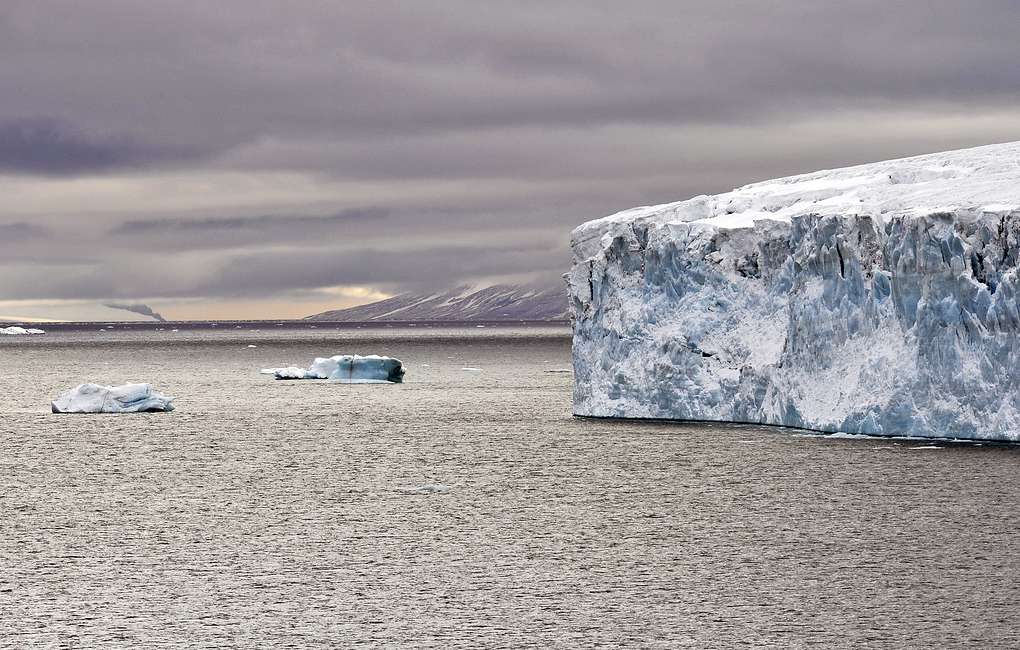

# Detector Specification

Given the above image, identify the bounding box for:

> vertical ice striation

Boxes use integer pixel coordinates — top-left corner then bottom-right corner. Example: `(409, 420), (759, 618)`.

(569, 141), (1020, 441)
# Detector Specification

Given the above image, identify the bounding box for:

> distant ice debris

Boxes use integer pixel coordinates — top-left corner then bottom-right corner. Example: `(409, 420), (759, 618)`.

(544, 368), (573, 373)
(461, 367), (482, 372)
(1, 326), (45, 335)
(397, 483), (451, 494)
(261, 354), (405, 383)
(51, 383), (175, 413)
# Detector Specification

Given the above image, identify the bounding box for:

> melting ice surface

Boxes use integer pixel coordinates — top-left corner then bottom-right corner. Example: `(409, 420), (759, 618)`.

(261, 355), (405, 383)
(569, 141), (1020, 441)
(51, 383), (175, 413)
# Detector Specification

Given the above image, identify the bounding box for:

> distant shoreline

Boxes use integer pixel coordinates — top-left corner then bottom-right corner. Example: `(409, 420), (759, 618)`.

(0, 319), (571, 332)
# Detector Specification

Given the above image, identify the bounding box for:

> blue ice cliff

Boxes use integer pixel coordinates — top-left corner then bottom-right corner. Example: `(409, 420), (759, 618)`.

(569, 141), (1020, 441)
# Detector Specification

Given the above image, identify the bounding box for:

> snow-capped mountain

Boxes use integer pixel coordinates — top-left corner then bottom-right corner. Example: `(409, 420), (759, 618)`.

(306, 284), (567, 321)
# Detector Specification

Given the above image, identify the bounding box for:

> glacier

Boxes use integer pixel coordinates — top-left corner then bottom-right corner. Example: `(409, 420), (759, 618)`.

(568, 141), (1020, 441)
(51, 383), (175, 413)
(261, 354), (405, 383)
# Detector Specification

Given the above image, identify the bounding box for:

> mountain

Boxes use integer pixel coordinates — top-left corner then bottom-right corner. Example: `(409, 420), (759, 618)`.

(306, 284), (567, 321)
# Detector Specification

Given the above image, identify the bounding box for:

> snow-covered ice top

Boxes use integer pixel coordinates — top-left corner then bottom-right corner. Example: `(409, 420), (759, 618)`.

(51, 383), (175, 413)
(1, 326), (45, 335)
(573, 141), (1020, 257)
(261, 354), (405, 383)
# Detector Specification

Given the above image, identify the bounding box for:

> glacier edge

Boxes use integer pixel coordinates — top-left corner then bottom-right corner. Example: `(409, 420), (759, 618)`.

(569, 142), (1020, 441)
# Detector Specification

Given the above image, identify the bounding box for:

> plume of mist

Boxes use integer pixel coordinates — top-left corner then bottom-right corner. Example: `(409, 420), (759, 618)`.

(103, 302), (166, 321)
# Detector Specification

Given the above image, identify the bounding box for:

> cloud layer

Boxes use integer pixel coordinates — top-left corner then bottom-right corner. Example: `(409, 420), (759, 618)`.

(2, 0), (1020, 318)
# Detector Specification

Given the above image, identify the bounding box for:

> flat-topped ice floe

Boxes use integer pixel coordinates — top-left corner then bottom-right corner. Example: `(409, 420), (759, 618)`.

(1, 326), (45, 335)
(261, 354), (405, 383)
(569, 141), (1020, 441)
(51, 383), (175, 413)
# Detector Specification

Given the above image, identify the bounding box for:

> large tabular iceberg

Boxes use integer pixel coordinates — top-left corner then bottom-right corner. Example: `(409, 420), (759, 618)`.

(51, 383), (175, 413)
(569, 141), (1020, 441)
(261, 354), (405, 383)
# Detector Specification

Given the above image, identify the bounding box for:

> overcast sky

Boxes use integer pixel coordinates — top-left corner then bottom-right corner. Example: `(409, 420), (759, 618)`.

(2, 0), (1019, 320)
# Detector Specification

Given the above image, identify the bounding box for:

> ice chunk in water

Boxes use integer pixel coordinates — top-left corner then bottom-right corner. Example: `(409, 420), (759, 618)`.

(262, 354), (405, 383)
(51, 383), (175, 413)
(0, 326), (45, 335)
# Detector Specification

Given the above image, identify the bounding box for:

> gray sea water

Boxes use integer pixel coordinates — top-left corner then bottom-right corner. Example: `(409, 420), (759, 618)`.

(2, 324), (1019, 648)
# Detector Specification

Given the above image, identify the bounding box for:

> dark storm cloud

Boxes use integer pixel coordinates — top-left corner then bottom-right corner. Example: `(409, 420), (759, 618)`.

(2, 0), (1020, 311)
(116, 208), (386, 234)
(0, 118), (194, 175)
(0, 222), (47, 241)
(3, 0), (1019, 159)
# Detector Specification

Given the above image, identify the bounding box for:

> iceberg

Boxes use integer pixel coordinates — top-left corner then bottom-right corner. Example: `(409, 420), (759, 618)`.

(569, 141), (1020, 441)
(1, 326), (45, 335)
(261, 354), (405, 383)
(51, 383), (175, 413)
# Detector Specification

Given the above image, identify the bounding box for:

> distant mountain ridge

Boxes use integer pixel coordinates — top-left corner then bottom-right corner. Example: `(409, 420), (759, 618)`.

(306, 284), (568, 321)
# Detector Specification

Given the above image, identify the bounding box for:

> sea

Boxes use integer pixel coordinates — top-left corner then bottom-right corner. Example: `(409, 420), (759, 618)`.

(1, 322), (1019, 648)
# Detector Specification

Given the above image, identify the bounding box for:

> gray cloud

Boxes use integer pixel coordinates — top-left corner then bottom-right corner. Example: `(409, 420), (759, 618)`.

(4, 1), (1020, 160)
(1, 0), (1019, 316)
(0, 117), (194, 175)
(0, 221), (47, 241)
(201, 242), (568, 298)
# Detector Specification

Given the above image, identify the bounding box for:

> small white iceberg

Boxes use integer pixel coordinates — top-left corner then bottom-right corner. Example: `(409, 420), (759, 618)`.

(397, 483), (451, 494)
(261, 354), (405, 383)
(1, 326), (45, 336)
(51, 383), (175, 413)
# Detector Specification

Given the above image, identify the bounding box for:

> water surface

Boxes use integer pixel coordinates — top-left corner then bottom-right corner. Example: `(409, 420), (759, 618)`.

(1, 325), (1018, 647)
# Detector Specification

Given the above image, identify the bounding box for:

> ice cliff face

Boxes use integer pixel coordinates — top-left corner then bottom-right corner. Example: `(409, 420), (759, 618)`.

(569, 141), (1020, 441)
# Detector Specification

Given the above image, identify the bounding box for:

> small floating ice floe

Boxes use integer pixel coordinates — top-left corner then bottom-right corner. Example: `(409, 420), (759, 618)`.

(1, 326), (45, 336)
(247, 345), (257, 348)
(51, 383), (175, 413)
(261, 354), (405, 383)
(397, 483), (451, 495)
(461, 367), (482, 372)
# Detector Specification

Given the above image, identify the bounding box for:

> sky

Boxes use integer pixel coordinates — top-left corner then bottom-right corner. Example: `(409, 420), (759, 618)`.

(2, 0), (1020, 321)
